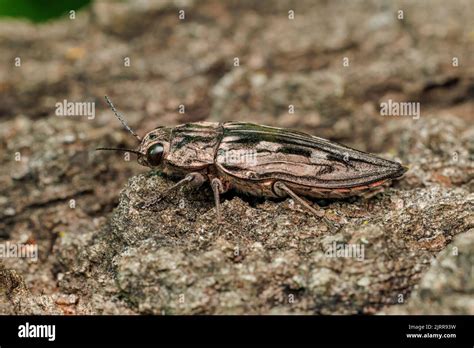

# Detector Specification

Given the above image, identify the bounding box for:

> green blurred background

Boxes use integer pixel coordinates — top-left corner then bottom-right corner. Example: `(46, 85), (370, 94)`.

(0, 0), (91, 22)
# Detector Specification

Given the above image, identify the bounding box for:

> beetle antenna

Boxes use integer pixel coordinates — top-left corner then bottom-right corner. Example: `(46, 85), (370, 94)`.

(104, 96), (142, 142)
(96, 147), (145, 156)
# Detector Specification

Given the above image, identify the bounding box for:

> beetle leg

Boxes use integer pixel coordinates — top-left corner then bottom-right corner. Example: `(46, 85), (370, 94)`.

(211, 178), (225, 224)
(273, 181), (334, 228)
(274, 181), (323, 216)
(140, 172), (206, 210)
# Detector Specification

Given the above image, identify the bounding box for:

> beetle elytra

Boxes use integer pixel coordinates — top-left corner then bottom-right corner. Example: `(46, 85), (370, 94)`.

(97, 96), (407, 224)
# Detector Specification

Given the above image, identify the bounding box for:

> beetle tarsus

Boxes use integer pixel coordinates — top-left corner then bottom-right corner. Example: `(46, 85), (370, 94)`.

(273, 181), (334, 229)
(211, 178), (225, 224)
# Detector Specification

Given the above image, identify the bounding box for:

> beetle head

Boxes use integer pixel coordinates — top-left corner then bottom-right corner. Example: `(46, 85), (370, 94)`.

(136, 127), (172, 168)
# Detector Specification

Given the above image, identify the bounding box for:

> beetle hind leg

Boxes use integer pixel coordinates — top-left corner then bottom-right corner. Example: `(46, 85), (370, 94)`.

(273, 181), (334, 229)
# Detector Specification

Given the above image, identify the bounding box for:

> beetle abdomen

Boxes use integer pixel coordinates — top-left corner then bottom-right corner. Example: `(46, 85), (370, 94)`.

(216, 122), (405, 191)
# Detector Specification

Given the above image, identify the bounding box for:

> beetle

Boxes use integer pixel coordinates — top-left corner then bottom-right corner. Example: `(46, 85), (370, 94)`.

(97, 96), (407, 224)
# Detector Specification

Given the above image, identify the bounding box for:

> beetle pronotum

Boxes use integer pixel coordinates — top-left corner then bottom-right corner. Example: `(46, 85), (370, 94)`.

(97, 96), (407, 224)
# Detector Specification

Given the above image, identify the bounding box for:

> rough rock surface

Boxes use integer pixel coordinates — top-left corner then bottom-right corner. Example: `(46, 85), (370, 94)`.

(0, 0), (473, 314)
(385, 229), (474, 315)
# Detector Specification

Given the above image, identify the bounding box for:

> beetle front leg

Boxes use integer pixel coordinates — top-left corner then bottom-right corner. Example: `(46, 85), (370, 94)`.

(139, 172), (206, 210)
(273, 181), (334, 229)
(211, 178), (225, 224)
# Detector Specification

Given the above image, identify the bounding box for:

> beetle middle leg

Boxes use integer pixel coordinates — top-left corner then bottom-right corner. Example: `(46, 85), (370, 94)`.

(273, 181), (334, 228)
(139, 172), (206, 210)
(211, 178), (226, 224)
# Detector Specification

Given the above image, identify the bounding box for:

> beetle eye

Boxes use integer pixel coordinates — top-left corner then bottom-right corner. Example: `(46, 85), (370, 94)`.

(146, 143), (164, 166)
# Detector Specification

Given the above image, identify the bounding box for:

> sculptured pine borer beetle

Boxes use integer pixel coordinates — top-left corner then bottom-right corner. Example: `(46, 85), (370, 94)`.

(97, 96), (407, 225)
